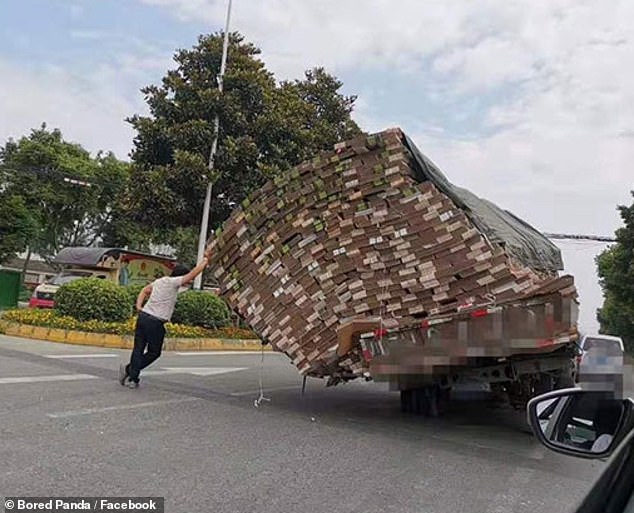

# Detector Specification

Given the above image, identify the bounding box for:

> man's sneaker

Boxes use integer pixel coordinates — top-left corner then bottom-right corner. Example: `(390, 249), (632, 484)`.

(118, 363), (128, 386)
(125, 378), (139, 389)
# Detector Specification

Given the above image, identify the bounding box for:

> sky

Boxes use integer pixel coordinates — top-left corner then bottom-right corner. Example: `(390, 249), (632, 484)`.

(1, 0), (632, 333)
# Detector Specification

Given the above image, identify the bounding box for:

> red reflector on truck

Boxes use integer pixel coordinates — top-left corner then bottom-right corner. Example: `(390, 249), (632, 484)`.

(471, 309), (489, 318)
(374, 328), (388, 338)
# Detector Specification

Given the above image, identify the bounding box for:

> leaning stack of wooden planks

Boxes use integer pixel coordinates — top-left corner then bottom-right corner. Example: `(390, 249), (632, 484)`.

(207, 128), (576, 378)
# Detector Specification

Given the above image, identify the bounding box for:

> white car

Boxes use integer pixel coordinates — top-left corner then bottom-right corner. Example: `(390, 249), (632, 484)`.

(578, 334), (624, 367)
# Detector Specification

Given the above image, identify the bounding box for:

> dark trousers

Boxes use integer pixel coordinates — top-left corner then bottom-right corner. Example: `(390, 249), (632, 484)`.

(127, 312), (166, 383)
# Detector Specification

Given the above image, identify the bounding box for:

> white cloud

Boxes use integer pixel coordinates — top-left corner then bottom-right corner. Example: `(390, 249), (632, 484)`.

(2, 0), (632, 332)
(0, 29), (172, 160)
(0, 59), (142, 159)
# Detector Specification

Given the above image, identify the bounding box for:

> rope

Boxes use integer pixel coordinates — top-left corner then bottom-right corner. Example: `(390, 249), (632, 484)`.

(254, 343), (271, 408)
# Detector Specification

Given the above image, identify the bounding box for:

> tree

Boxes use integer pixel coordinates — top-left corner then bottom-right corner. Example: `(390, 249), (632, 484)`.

(0, 124), (130, 262)
(126, 32), (362, 242)
(0, 193), (37, 263)
(597, 191), (634, 354)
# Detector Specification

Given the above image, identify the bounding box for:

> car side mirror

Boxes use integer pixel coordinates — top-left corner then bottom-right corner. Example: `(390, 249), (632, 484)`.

(527, 388), (632, 459)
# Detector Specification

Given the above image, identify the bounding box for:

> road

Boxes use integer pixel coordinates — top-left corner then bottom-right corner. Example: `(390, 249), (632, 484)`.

(0, 334), (605, 513)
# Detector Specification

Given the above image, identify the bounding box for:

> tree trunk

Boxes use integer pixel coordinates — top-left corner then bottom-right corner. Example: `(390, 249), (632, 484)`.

(21, 247), (32, 275)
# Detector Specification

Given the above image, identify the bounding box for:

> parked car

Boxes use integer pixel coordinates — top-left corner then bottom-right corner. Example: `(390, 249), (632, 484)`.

(527, 387), (634, 513)
(28, 270), (105, 309)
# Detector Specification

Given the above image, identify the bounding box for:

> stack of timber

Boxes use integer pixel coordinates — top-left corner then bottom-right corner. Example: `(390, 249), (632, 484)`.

(207, 128), (576, 380)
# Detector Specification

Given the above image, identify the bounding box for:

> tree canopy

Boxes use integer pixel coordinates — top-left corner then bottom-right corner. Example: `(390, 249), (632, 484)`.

(1, 32), (362, 268)
(125, 32), (362, 247)
(0, 124), (130, 263)
(0, 193), (37, 264)
(597, 191), (634, 354)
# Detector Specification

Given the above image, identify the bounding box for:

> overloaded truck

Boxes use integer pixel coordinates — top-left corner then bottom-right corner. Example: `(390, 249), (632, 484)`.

(207, 127), (580, 415)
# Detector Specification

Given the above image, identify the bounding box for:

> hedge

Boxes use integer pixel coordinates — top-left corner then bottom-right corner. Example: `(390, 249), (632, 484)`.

(56, 279), (232, 331)
(172, 290), (230, 328)
(55, 278), (131, 322)
(124, 284), (145, 308)
(1, 309), (259, 339)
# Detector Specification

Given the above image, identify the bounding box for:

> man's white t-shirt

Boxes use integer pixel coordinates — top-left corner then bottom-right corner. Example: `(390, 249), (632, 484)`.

(142, 276), (185, 321)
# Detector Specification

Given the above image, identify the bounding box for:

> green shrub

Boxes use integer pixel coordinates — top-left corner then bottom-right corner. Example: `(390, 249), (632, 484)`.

(19, 284), (32, 303)
(172, 290), (230, 328)
(55, 278), (131, 322)
(1, 308), (259, 339)
(124, 284), (145, 307)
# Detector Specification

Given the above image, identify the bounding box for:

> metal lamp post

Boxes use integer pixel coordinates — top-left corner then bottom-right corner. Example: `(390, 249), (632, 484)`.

(194, 0), (233, 290)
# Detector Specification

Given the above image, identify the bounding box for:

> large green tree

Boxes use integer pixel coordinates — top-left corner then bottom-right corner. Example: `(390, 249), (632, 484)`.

(0, 193), (37, 264)
(597, 191), (634, 354)
(125, 32), (361, 247)
(0, 125), (130, 262)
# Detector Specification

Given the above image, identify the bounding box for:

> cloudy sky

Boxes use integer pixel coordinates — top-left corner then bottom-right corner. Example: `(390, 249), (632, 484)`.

(1, 0), (631, 332)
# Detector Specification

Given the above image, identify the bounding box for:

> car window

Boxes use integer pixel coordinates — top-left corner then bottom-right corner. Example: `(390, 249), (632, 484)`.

(583, 338), (623, 355)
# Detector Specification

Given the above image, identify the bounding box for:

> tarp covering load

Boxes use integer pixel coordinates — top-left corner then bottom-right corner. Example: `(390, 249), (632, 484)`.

(207, 128), (576, 379)
(402, 135), (563, 273)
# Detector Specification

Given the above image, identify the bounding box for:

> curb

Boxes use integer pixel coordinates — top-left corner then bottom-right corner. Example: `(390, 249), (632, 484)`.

(0, 320), (270, 352)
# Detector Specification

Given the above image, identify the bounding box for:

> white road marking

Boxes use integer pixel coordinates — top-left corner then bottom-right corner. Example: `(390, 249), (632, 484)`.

(47, 398), (200, 418)
(143, 366), (248, 377)
(230, 385), (300, 396)
(0, 374), (99, 385)
(174, 351), (282, 356)
(44, 354), (119, 359)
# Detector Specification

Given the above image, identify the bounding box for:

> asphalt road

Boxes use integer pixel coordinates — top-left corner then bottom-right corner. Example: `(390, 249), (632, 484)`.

(0, 334), (606, 513)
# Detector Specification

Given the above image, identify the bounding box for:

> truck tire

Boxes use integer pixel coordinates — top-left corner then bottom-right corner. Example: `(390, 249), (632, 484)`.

(401, 387), (440, 417)
(533, 374), (554, 396)
(554, 368), (575, 389)
(400, 389), (414, 413)
(414, 389), (431, 416)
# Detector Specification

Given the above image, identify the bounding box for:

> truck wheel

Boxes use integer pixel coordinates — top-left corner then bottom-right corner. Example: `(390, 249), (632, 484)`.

(425, 387), (440, 418)
(413, 388), (431, 416)
(401, 387), (442, 417)
(533, 374), (554, 396)
(400, 389), (414, 413)
(401, 389), (430, 415)
(554, 370), (575, 389)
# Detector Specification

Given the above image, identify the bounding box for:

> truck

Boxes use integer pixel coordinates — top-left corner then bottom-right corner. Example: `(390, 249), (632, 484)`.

(327, 276), (580, 416)
(207, 127), (581, 416)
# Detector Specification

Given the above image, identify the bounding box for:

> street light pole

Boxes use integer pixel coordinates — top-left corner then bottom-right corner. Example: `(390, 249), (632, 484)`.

(194, 0), (233, 290)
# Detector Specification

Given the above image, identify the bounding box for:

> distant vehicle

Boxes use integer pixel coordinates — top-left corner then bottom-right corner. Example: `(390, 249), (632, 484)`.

(28, 247), (176, 309)
(28, 270), (109, 309)
(527, 387), (634, 513)
(575, 334), (625, 382)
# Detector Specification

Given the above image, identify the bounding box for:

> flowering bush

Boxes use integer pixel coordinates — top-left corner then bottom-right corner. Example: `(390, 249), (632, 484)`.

(1, 309), (259, 339)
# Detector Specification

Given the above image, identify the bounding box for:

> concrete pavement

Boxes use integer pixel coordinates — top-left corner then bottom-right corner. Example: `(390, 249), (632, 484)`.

(0, 334), (605, 513)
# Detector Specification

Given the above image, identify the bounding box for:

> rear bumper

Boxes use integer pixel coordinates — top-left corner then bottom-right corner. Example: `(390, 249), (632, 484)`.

(29, 298), (55, 309)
